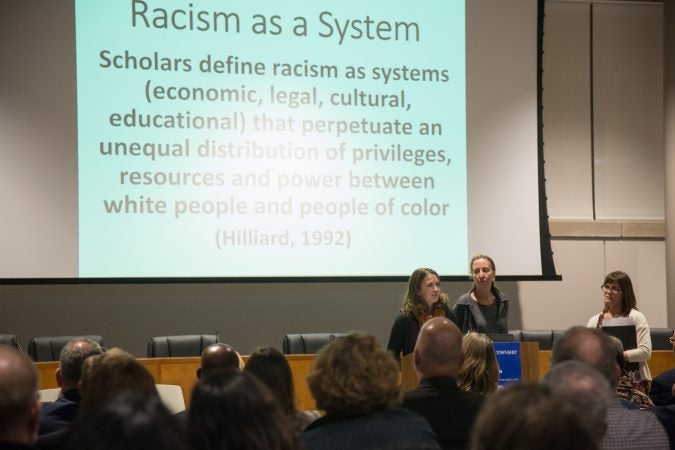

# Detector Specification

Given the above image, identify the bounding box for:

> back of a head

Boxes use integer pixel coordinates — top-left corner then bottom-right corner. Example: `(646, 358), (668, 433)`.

(244, 346), (296, 415)
(542, 360), (610, 439)
(415, 317), (463, 377)
(59, 338), (103, 386)
(200, 343), (241, 377)
(551, 326), (618, 387)
(188, 369), (297, 450)
(471, 383), (599, 450)
(80, 348), (158, 415)
(0, 347), (39, 441)
(459, 332), (499, 395)
(63, 391), (188, 450)
(307, 332), (400, 416)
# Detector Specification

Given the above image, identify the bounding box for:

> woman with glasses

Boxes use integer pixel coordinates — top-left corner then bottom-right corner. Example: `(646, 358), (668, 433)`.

(587, 271), (653, 391)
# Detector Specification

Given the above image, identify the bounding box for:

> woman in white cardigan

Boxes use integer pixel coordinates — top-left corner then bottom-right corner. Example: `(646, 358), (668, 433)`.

(587, 270), (652, 391)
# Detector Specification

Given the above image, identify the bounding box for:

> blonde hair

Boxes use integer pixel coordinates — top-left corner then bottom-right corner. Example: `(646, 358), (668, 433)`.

(459, 333), (499, 395)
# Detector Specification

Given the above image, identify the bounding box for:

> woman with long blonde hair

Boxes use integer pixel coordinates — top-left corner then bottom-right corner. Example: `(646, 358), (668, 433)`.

(459, 332), (499, 396)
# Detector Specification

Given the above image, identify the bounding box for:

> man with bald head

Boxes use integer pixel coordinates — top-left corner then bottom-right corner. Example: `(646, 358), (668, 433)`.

(401, 317), (484, 450)
(174, 343), (241, 421)
(0, 346), (40, 448)
(196, 343), (241, 379)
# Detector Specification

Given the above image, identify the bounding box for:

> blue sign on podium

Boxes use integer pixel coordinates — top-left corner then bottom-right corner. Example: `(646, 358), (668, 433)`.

(493, 342), (522, 386)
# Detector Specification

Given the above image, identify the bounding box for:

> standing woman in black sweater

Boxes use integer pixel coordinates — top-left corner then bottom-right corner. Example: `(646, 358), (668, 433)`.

(387, 267), (458, 361)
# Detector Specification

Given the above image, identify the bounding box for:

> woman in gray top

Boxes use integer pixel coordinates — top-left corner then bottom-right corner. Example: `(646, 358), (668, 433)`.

(453, 255), (508, 334)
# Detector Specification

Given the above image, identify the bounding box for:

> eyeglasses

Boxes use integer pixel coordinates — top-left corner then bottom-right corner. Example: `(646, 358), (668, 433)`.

(601, 284), (622, 293)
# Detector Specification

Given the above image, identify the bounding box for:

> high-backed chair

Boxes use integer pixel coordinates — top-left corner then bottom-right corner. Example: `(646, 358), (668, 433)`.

(146, 334), (218, 358)
(0, 334), (21, 351)
(27, 335), (104, 362)
(520, 330), (555, 350)
(282, 333), (346, 354)
(650, 328), (675, 350)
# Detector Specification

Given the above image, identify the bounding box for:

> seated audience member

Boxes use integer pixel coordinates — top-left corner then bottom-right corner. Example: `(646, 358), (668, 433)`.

(188, 369), (299, 450)
(304, 332), (441, 450)
(174, 342), (242, 422)
(197, 343), (242, 379)
(401, 317), (484, 450)
(38, 338), (102, 435)
(541, 360), (610, 441)
(78, 348), (159, 414)
(649, 330), (675, 407)
(471, 384), (599, 450)
(0, 347), (41, 449)
(244, 346), (320, 434)
(458, 332), (499, 396)
(61, 392), (189, 450)
(551, 326), (668, 450)
(607, 335), (654, 407)
(38, 348), (160, 449)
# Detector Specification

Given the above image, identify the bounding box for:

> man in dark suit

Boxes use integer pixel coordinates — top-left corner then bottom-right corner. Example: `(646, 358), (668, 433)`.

(401, 317), (484, 450)
(38, 338), (102, 435)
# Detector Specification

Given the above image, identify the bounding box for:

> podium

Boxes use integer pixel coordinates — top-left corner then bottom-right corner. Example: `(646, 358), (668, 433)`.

(398, 342), (540, 391)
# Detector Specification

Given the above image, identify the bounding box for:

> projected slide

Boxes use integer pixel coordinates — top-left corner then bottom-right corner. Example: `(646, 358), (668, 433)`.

(75, 0), (467, 277)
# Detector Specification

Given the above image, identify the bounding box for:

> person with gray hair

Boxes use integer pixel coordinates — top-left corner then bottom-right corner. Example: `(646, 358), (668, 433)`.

(0, 346), (41, 448)
(38, 338), (103, 435)
(541, 360), (610, 444)
(551, 326), (668, 450)
(471, 383), (599, 450)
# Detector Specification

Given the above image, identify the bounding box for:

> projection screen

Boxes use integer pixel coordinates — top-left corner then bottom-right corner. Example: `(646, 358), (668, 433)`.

(0, 0), (557, 281)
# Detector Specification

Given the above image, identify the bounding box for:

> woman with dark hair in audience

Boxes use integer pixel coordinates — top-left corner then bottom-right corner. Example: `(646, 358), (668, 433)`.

(387, 268), (458, 361)
(587, 270), (652, 391)
(458, 332), (500, 396)
(244, 346), (320, 434)
(454, 254), (509, 334)
(62, 392), (189, 450)
(188, 369), (299, 450)
(304, 332), (440, 450)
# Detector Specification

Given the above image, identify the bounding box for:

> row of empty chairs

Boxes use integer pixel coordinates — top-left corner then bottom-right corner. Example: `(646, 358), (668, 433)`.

(2, 329), (672, 361)
(0, 333), (344, 361)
